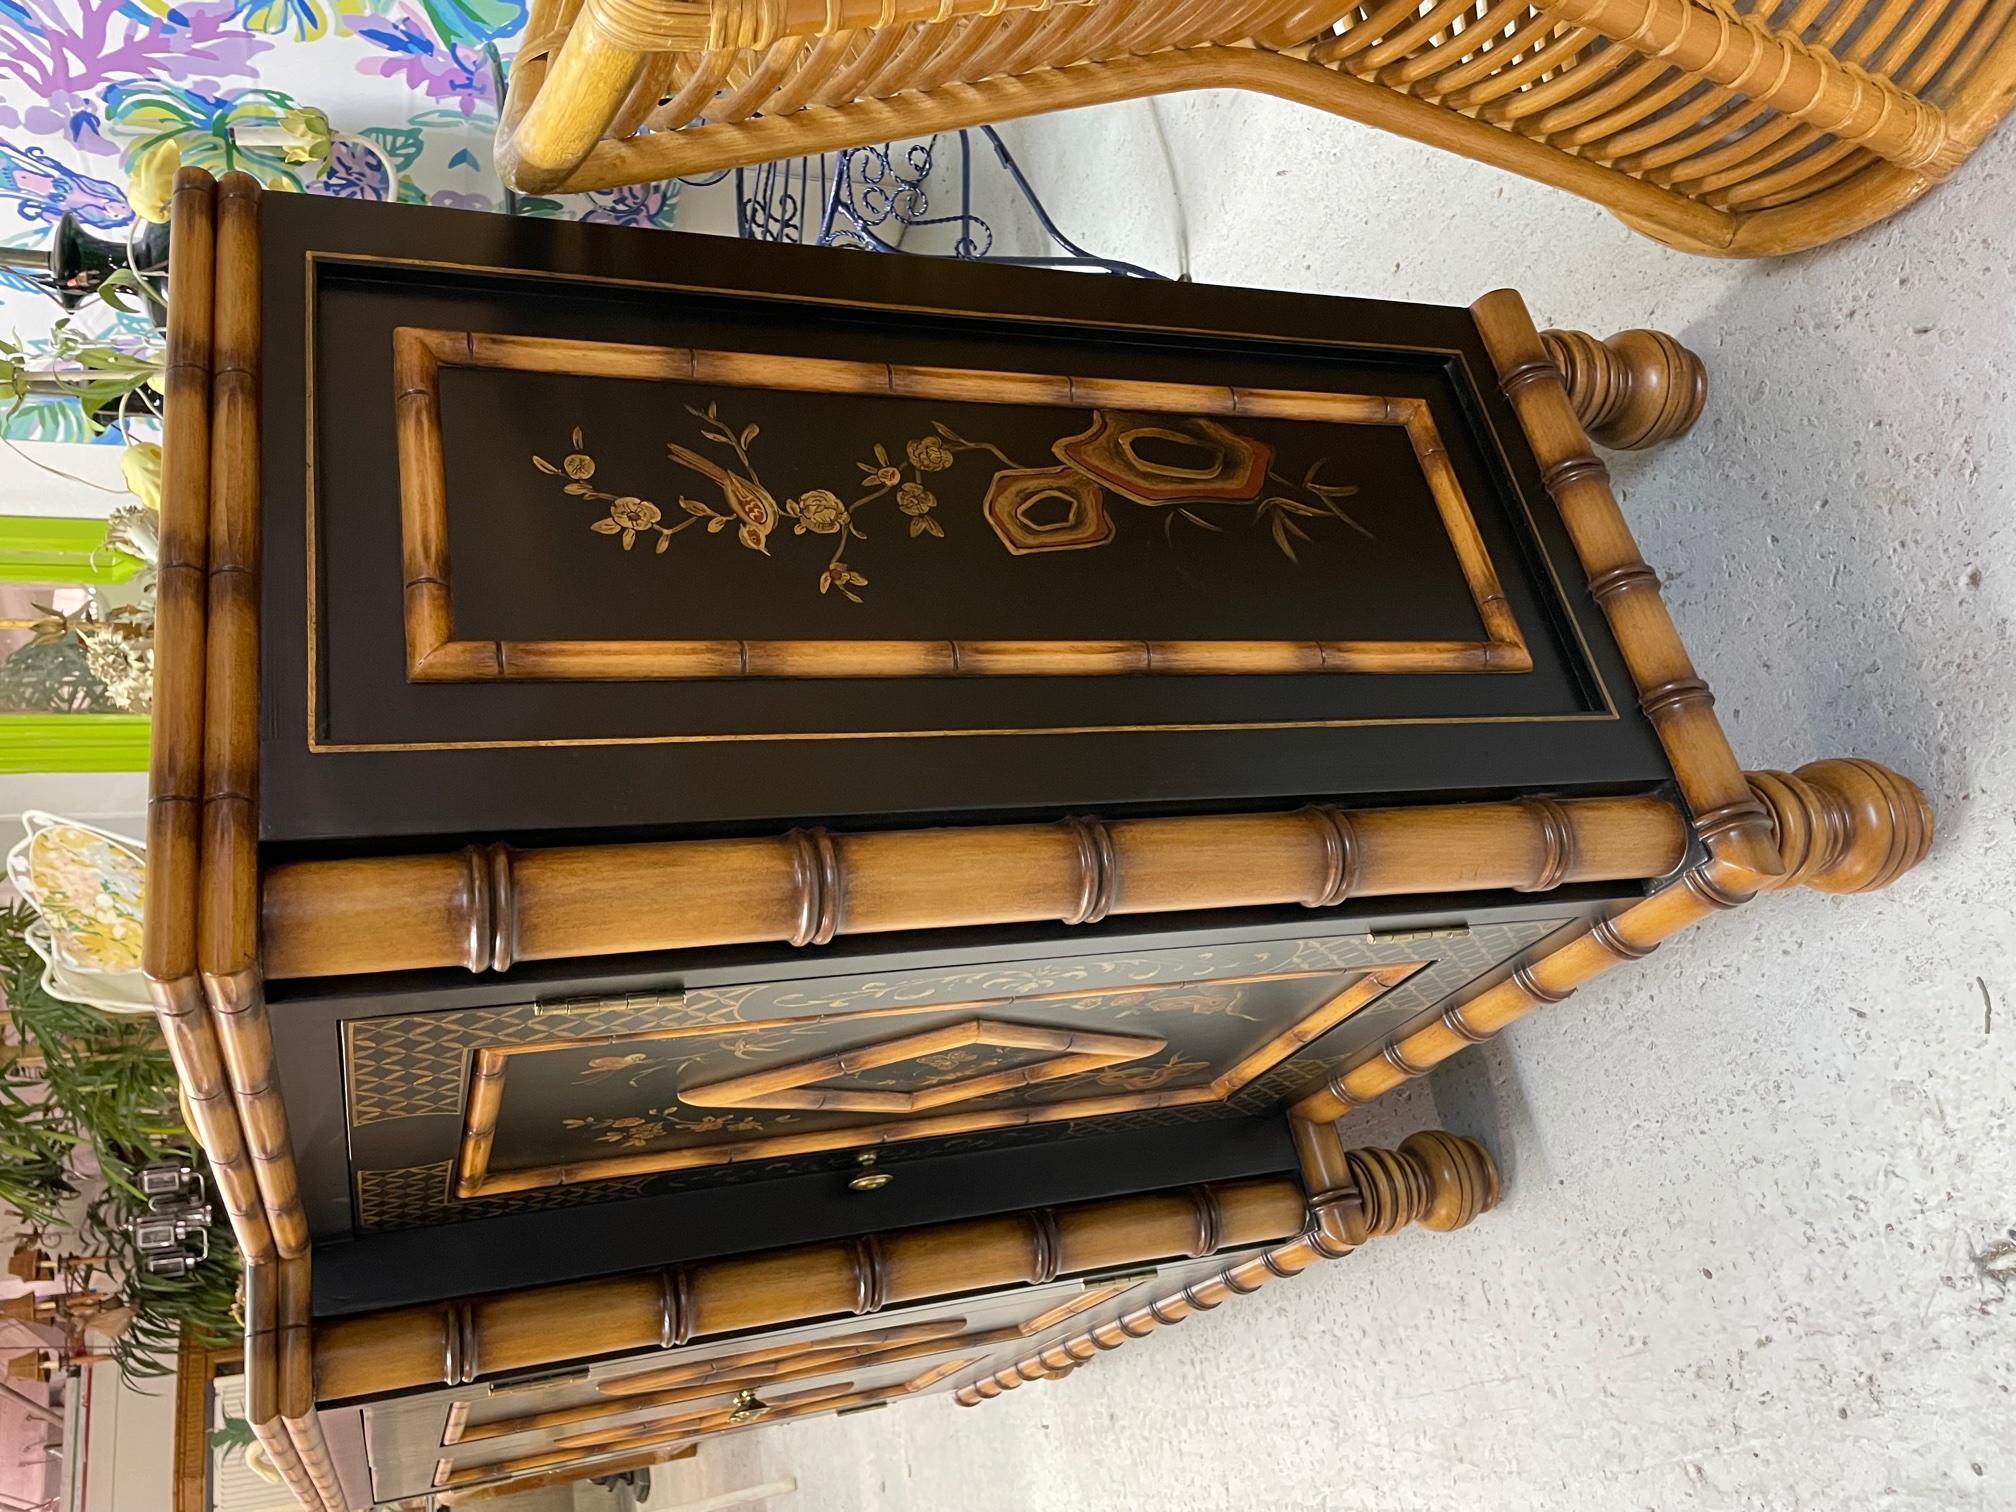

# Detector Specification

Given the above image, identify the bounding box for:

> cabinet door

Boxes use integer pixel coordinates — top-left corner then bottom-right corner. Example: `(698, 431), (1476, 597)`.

(261, 193), (1671, 845)
(332, 919), (1565, 1237)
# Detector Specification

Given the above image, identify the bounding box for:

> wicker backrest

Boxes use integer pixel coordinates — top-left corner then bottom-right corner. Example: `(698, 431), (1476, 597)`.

(497, 0), (2016, 253)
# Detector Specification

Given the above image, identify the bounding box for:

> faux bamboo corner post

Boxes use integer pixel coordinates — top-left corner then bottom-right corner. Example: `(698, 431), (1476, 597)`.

(1474, 290), (1785, 891)
(493, 0), (2016, 255)
(1288, 757), (1934, 1127)
(143, 167), (350, 1512)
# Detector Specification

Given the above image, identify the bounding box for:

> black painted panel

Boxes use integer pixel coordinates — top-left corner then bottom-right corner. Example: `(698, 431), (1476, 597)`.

(258, 193), (1674, 847)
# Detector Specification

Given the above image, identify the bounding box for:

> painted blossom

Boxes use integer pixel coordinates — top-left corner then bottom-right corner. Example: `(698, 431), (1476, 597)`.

(577, 180), (679, 229)
(349, 9), (494, 115)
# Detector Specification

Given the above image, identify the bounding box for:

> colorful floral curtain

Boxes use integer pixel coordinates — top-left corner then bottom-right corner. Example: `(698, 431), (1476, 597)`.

(0, 1), (673, 763)
(0, 0), (675, 431)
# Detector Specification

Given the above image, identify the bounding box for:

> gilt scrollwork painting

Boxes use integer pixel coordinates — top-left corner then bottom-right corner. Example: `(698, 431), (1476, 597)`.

(533, 402), (1369, 603)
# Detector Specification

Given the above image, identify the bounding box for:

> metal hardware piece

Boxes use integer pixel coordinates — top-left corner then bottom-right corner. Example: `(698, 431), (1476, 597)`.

(531, 990), (686, 1018)
(1076, 1266), (1158, 1289)
(486, 1366), (595, 1396)
(848, 1152), (893, 1192)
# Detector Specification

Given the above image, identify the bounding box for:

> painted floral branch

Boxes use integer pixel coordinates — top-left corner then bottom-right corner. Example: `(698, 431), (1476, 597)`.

(791, 426), (970, 602)
(534, 406), (1378, 601)
(535, 409), (957, 604)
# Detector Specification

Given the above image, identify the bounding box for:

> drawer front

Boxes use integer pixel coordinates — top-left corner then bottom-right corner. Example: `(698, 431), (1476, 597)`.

(325, 919), (1568, 1239)
(260, 194), (1671, 846)
(374, 1270), (1190, 1500)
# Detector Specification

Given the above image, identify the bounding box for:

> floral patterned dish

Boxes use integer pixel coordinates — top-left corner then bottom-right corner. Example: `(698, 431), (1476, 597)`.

(6, 812), (146, 974)
(20, 917), (155, 1016)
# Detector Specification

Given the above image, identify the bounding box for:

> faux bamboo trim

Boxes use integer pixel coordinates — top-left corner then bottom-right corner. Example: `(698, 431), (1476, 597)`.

(145, 165), (291, 1279)
(245, 1260), (342, 1512)
(680, 1021), (1170, 1112)
(392, 327), (1530, 683)
(455, 1318), (1006, 1444)
(263, 794), (1687, 980)
(1288, 758), (1932, 1125)
(278, 1254), (348, 1511)
(313, 1176), (1306, 1401)
(149, 169), (333, 1512)
(1472, 289), (1784, 889)
(954, 1128), (1500, 1403)
(197, 166), (313, 1291)
(439, 1368), (951, 1489)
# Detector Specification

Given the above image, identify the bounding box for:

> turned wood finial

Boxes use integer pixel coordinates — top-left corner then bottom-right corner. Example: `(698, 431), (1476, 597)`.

(1400, 1129), (1501, 1232)
(1298, 1124), (1500, 1249)
(1746, 758), (1933, 894)
(1540, 327), (1706, 449)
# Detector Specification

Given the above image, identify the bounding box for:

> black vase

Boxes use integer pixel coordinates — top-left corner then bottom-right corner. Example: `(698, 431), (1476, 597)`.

(0, 212), (172, 325)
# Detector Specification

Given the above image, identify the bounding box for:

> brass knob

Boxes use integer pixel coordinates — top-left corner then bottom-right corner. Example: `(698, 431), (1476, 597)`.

(726, 1387), (769, 1424)
(848, 1152), (892, 1192)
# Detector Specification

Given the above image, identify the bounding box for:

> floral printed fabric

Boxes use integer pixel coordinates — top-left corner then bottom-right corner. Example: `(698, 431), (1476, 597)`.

(20, 820), (145, 972)
(0, 0), (677, 431)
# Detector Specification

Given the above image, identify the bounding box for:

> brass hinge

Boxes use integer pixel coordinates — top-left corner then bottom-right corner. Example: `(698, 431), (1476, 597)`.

(835, 1400), (890, 1418)
(1365, 925), (1471, 944)
(1077, 1266), (1158, 1290)
(531, 990), (685, 1018)
(486, 1366), (592, 1395)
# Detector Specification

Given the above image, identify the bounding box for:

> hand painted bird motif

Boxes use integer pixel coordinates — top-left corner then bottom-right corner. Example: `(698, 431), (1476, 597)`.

(666, 441), (777, 554)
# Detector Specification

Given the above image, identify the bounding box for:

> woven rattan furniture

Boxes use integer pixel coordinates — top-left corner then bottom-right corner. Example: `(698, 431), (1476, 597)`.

(496, 0), (2016, 255)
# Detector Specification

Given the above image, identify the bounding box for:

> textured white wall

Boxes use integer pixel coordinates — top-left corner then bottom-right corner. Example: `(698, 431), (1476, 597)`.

(677, 101), (2016, 1512)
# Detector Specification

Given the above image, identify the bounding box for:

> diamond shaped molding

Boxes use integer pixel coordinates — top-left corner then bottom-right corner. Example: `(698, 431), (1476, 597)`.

(679, 1019), (1167, 1115)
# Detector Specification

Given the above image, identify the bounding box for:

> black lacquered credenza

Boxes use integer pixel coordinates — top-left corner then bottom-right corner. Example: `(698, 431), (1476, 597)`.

(142, 170), (1930, 1509)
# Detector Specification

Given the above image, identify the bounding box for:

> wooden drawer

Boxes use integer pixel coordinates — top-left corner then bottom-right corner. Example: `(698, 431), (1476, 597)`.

(371, 1262), (1238, 1500)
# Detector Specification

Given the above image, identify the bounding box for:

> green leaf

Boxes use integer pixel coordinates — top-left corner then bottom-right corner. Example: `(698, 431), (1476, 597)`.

(360, 126), (425, 172)
(418, 0), (524, 46)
